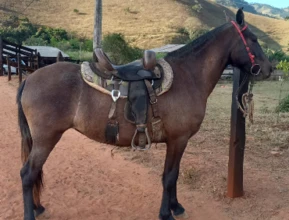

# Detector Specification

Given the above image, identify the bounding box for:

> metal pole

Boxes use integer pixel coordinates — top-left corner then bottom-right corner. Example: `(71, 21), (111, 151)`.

(227, 68), (249, 198)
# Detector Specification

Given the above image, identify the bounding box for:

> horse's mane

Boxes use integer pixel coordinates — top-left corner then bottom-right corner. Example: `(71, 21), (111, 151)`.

(166, 23), (232, 59)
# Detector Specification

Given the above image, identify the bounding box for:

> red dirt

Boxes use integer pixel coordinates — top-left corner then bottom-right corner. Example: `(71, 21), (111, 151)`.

(0, 76), (288, 220)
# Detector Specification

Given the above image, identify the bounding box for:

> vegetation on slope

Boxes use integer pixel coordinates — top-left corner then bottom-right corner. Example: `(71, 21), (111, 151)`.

(0, 0), (289, 51)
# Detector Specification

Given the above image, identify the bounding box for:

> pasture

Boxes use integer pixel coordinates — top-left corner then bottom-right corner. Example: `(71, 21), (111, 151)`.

(0, 76), (288, 220)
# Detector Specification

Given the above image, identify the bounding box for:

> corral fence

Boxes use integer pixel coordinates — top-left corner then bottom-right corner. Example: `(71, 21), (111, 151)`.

(0, 37), (41, 82)
(220, 66), (284, 81)
(0, 38), (83, 83)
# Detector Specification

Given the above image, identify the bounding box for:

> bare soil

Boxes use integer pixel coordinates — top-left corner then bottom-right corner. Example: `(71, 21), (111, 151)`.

(0, 76), (288, 220)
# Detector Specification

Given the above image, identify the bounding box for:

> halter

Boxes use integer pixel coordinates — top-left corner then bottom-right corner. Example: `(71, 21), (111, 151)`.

(231, 21), (260, 76)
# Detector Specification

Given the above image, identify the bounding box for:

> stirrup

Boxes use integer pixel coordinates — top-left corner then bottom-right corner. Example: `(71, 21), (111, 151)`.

(131, 128), (151, 151)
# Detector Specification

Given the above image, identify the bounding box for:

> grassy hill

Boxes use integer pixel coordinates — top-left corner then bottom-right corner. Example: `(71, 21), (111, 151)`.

(0, 0), (288, 51)
(251, 4), (289, 19)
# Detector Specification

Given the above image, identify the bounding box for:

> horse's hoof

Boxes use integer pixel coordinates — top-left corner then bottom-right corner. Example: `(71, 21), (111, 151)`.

(172, 203), (185, 216)
(34, 205), (45, 217)
(159, 215), (176, 220)
(174, 211), (189, 219)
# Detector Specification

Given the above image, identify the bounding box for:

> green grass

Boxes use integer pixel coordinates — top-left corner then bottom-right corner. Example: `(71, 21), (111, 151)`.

(66, 50), (93, 61)
(202, 81), (289, 150)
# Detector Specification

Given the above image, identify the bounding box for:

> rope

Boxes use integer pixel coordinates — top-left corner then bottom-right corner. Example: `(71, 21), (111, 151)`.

(237, 92), (254, 124)
(236, 76), (255, 124)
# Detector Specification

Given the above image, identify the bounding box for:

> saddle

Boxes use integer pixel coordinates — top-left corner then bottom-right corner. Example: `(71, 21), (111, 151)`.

(90, 48), (164, 150)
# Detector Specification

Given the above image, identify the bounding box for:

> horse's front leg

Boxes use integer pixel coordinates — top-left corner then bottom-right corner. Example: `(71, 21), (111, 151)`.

(170, 184), (186, 217)
(159, 137), (188, 220)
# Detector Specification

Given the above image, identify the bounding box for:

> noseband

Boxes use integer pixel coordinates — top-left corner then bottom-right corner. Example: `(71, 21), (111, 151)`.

(231, 21), (260, 76)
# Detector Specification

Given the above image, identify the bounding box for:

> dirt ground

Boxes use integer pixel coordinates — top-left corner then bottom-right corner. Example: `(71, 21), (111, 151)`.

(0, 76), (288, 220)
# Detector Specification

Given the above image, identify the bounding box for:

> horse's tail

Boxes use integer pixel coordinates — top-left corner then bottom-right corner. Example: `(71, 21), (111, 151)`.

(17, 80), (43, 206)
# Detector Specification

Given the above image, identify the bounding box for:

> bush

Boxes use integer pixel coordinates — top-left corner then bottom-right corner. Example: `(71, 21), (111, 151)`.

(276, 60), (289, 113)
(189, 29), (210, 40)
(265, 49), (289, 62)
(82, 39), (93, 52)
(102, 33), (143, 64)
(276, 95), (289, 112)
(171, 27), (210, 44)
(1, 15), (94, 56)
(23, 36), (48, 46)
(191, 4), (202, 13)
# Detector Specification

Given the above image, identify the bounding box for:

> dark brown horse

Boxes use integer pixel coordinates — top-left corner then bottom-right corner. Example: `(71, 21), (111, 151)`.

(18, 9), (272, 220)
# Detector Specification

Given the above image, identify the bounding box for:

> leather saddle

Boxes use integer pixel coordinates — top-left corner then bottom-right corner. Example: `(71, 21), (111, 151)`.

(93, 48), (160, 81)
(92, 48), (162, 150)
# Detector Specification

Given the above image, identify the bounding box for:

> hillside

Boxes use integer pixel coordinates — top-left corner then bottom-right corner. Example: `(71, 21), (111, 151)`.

(0, 0), (289, 51)
(213, 0), (257, 14)
(251, 4), (289, 19)
(213, 0), (289, 19)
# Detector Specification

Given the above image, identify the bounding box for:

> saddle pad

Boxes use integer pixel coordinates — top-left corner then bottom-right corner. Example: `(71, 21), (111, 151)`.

(81, 58), (173, 98)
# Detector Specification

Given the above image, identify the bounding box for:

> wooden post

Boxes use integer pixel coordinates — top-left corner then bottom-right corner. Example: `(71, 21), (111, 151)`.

(57, 51), (64, 62)
(0, 37), (3, 76)
(18, 54), (22, 84)
(36, 52), (41, 69)
(227, 68), (249, 198)
(7, 56), (11, 81)
(93, 0), (102, 50)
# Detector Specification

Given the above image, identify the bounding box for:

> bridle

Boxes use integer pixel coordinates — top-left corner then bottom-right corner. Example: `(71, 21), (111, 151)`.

(231, 21), (261, 76)
(231, 20), (259, 124)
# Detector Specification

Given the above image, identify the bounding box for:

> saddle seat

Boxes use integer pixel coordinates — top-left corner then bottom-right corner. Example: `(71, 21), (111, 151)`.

(94, 48), (160, 81)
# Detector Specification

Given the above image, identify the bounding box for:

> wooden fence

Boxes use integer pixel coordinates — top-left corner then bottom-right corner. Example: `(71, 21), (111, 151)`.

(0, 37), (41, 82)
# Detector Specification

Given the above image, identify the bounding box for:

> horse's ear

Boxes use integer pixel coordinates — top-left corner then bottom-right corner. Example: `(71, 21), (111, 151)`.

(236, 7), (245, 26)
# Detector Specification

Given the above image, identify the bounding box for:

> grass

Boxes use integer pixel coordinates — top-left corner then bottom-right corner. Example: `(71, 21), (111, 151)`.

(1, 0), (289, 50)
(116, 80), (289, 188)
(66, 50), (93, 61)
(130, 80), (288, 178)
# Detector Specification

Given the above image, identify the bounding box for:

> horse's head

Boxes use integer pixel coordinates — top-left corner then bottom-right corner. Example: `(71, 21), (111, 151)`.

(229, 8), (273, 79)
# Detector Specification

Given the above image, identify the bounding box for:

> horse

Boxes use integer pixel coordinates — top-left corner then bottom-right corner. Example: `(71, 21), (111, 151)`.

(17, 8), (272, 220)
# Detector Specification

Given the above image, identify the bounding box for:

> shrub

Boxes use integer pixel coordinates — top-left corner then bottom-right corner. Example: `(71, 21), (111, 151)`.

(82, 39), (93, 52)
(171, 27), (210, 44)
(23, 36), (48, 46)
(265, 49), (289, 62)
(102, 33), (143, 64)
(189, 29), (210, 40)
(191, 4), (202, 13)
(276, 95), (289, 113)
(276, 60), (289, 113)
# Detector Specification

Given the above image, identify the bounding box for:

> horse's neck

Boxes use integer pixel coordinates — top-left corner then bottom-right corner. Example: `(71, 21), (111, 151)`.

(170, 32), (233, 99)
(198, 41), (231, 97)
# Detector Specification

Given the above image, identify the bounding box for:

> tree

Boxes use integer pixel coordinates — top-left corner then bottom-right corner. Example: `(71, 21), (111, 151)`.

(93, 0), (102, 50)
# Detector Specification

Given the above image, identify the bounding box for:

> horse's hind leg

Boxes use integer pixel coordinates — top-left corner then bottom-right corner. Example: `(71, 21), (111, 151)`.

(159, 137), (188, 220)
(21, 133), (62, 220)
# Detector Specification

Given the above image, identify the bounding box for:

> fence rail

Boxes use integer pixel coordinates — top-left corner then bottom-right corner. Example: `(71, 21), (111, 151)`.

(0, 37), (42, 81)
